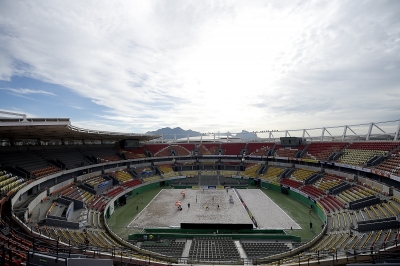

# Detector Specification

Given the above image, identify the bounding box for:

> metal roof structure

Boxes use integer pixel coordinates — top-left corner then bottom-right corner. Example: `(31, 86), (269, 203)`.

(0, 111), (160, 142)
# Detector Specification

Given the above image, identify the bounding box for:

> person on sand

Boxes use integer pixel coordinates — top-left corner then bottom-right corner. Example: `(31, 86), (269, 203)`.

(206, 205), (209, 210)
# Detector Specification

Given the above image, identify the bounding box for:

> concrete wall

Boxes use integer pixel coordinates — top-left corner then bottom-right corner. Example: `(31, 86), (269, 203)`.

(76, 171), (102, 181)
(295, 164), (321, 172)
(269, 161), (294, 168)
(27, 190), (47, 213)
(104, 165), (127, 173)
(359, 176), (387, 193)
(68, 258), (113, 266)
(325, 169), (349, 178)
(49, 178), (74, 194)
(46, 217), (79, 229)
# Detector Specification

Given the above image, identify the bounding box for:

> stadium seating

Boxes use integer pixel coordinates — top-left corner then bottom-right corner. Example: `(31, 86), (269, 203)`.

(275, 148), (298, 158)
(313, 174), (344, 191)
(34, 146), (96, 169)
(200, 144), (220, 155)
(290, 169), (317, 182)
(300, 185), (325, 198)
(169, 145), (190, 156)
(144, 144), (169, 156)
(0, 149), (52, 174)
(246, 142), (274, 156)
(221, 143), (246, 155)
(189, 237), (240, 262)
(258, 166), (284, 183)
(108, 170), (132, 183)
(0, 174), (26, 195)
(31, 166), (60, 178)
(374, 151), (400, 174)
(79, 146), (121, 162)
(105, 186), (124, 198)
(241, 241), (290, 258)
(140, 239), (185, 257)
(280, 178), (302, 189)
(303, 142), (348, 161)
(338, 142), (399, 166)
(84, 175), (108, 188)
(241, 164), (261, 178)
(121, 179), (142, 188)
(178, 143), (196, 152)
(121, 147), (147, 159)
(199, 175), (218, 186)
(158, 164), (178, 178)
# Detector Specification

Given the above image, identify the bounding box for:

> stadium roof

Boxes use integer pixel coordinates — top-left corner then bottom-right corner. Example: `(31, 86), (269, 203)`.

(0, 111), (160, 142)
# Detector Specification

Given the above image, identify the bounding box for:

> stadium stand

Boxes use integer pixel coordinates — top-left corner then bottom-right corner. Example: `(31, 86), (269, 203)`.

(189, 237), (240, 262)
(199, 143), (220, 155)
(158, 164), (178, 178)
(303, 142), (348, 161)
(221, 143), (246, 155)
(338, 142), (399, 166)
(274, 145), (306, 158)
(140, 239), (185, 257)
(241, 164), (261, 178)
(241, 241), (290, 258)
(35, 146), (94, 170)
(246, 142), (274, 156)
(258, 166), (284, 184)
(290, 168), (317, 182)
(121, 147), (147, 159)
(144, 144), (170, 157)
(108, 170), (133, 183)
(374, 150), (400, 174)
(79, 145), (121, 162)
(2, 116), (400, 266)
(170, 145), (191, 156)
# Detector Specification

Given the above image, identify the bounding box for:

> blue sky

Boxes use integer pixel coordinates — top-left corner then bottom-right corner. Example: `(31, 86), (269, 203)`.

(0, 0), (400, 134)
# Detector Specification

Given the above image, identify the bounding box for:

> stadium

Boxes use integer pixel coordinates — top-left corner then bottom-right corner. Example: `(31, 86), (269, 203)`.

(0, 111), (400, 266)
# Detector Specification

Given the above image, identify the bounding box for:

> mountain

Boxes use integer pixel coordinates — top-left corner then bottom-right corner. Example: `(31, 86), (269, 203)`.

(146, 128), (258, 140)
(146, 127), (201, 138)
(234, 130), (258, 139)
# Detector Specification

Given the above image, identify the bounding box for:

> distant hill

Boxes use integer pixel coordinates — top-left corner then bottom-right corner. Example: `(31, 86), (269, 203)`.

(146, 127), (201, 138)
(235, 130), (258, 139)
(146, 128), (258, 140)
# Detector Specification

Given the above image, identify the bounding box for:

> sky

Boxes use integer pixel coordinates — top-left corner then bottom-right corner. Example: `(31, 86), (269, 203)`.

(0, 0), (399, 134)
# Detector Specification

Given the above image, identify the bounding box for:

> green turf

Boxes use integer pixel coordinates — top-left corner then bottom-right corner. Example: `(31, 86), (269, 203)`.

(260, 187), (324, 242)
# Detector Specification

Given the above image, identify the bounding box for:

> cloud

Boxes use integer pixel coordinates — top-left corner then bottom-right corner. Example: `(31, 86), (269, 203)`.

(0, 0), (399, 132)
(68, 105), (84, 110)
(0, 87), (56, 96)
